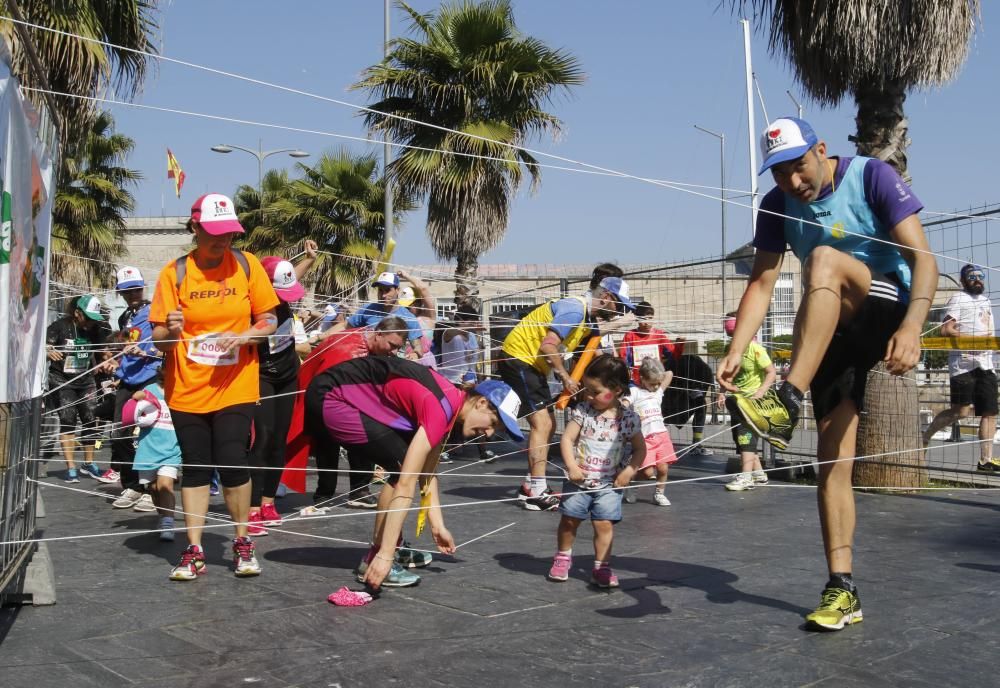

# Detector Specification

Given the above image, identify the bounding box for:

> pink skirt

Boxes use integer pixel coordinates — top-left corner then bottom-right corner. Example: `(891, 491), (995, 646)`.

(641, 431), (677, 468)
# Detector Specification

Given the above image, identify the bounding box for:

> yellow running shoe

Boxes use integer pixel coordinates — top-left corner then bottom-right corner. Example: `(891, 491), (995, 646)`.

(734, 388), (796, 451)
(806, 586), (863, 631)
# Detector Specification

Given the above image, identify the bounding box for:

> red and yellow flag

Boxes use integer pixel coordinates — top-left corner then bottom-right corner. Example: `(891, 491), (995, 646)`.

(166, 148), (186, 198)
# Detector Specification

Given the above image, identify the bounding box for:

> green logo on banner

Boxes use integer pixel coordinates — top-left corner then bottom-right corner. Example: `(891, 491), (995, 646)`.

(0, 178), (11, 265)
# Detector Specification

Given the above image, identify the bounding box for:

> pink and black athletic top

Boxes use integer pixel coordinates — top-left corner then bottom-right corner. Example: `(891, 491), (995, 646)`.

(314, 356), (466, 448)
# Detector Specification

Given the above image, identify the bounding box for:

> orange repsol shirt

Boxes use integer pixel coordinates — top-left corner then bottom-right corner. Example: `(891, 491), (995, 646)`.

(149, 251), (280, 413)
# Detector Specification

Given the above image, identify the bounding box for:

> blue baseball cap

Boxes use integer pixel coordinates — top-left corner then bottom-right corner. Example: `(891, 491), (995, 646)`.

(598, 276), (636, 311)
(961, 264), (985, 281)
(473, 379), (524, 441)
(759, 117), (819, 174)
(373, 271), (400, 288)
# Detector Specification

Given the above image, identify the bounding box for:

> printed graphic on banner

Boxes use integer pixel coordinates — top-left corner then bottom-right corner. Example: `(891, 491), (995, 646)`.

(0, 52), (54, 402)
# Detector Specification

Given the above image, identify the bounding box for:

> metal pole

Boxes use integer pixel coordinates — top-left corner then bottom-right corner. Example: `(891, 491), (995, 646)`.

(257, 139), (264, 201)
(720, 133), (726, 313)
(741, 19), (759, 231)
(383, 0), (393, 252)
(786, 90), (803, 119)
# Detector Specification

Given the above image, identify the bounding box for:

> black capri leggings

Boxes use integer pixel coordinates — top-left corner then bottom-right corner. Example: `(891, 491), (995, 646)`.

(172, 403), (255, 489)
(250, 375), (297, 505)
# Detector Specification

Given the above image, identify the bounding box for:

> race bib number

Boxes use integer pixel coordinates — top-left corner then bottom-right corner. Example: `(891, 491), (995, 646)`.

(267, 318), (295, 355)
(632, 344), (660, 365)
(62, 338), (90, 374)
(187, 333), (238, 367)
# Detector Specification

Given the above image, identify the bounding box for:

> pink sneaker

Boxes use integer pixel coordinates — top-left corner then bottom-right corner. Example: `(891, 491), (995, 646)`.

(547, 552), (572, 582)
(247, 510), (268, 537)
(591, 566), (619, 589)
(260, 503), (283, 526)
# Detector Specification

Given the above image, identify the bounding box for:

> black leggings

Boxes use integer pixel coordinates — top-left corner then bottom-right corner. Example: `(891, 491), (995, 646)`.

(172, 403), (255, 489)
(250, 375), (297, 505)
(110, 382), (154, 490)
(305, 398), (372, 497)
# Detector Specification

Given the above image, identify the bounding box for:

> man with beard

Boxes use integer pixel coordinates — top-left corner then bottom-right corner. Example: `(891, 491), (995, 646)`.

(923, 264), (999, 472)
(500, 277), (636, 511)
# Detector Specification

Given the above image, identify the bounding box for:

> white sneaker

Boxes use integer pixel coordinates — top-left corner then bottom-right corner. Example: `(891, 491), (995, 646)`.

(112, 488), (143, 509)
(624, 489), (637, 504)
(132, 493), (156, 512)
(653, 492), (671, 506)
(725, 472), (755, 492)
(752, 470), (769, 485)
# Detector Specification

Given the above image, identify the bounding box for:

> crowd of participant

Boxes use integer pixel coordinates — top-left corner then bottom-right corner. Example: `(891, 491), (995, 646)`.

(41, 115), (939, 631)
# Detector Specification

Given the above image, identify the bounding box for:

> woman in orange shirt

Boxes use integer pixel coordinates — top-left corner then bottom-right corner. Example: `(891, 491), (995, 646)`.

(150, 193), (279, 582)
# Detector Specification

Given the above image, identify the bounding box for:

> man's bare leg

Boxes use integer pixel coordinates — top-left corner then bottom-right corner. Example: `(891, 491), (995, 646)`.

(527, 409), (554, 478)
(786, 247), (873, 393)
(979, 414), (996, 462)
(816, 399), (860, 575)
(922, 404), (970, 445)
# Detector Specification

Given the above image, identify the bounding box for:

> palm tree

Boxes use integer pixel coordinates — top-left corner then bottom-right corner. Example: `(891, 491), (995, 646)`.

(353, 0), (584, 298)
(51, 110), (141, 287)
(2, 0), (159, 142)
(238, 148), (414, 299)
(735, 1), (981, 487)
(736, 1), (980, 179)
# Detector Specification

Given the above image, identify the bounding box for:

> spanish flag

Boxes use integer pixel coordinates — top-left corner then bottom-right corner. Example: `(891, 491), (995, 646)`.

(166, 148), (186, 198)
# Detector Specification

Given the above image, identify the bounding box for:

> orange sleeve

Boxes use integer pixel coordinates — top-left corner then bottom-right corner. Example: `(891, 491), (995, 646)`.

(149, 261), (179, 325)
(245, 253), (280, 316)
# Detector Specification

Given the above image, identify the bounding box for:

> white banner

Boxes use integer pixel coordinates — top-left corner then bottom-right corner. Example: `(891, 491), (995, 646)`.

(0, 54), (54, 402)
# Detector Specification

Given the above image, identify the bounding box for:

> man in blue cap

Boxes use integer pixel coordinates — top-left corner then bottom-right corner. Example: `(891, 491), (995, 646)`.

(922, 264), (999, 471)
(322, 271), (425, 359)
(717, 117), (938, 631)
(500, 276), (635, 511)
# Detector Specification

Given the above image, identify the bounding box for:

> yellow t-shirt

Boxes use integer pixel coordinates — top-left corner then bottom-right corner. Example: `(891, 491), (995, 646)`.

(149, 251), (280, 413)
(501, 296), (592, 374)
(734, 340), (772, 394)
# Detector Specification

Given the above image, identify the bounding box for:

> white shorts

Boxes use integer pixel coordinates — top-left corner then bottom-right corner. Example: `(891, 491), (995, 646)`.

(137, 465), (179, 485)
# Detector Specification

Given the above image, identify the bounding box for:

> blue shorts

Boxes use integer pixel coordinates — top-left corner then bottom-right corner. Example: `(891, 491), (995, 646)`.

(558, 481), (622, 523)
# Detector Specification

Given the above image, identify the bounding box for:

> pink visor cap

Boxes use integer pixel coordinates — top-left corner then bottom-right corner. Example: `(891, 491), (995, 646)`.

(190, 193), (245, 235)
(261, 256), (306, 302)
(122, 391), (163, 429)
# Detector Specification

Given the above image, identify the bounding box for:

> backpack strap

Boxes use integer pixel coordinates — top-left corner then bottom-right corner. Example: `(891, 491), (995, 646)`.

(174, 249), (250, 290)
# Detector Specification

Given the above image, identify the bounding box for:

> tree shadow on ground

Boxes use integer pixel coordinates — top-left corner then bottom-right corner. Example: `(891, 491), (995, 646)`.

(493, 551), (811, 620)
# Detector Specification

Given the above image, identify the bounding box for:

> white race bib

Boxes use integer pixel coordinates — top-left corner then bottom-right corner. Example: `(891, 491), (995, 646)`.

(267, 318), (295, 355)
(632, 344), (660, 365)
(186, 333), (238, 367)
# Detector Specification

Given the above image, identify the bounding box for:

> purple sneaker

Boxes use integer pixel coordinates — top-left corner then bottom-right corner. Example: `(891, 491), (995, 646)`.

(591, 566), (619, 589)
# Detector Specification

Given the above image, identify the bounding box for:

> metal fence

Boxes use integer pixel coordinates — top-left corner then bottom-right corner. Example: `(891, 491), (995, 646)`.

(0, 398), (44, 604)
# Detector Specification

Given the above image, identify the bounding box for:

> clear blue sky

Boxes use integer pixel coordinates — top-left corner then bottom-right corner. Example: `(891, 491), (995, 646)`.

(108, 1), (998, 269)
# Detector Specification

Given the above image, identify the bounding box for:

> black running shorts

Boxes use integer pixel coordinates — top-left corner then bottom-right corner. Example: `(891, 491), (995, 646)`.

(498, 358), (553, 414)
(950, 368), (999, 416)
(810, 268), (909, 422)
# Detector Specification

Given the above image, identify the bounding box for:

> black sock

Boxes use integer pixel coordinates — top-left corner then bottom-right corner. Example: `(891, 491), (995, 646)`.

(827, 572), (855, 592)
(777, 381), (804, 419)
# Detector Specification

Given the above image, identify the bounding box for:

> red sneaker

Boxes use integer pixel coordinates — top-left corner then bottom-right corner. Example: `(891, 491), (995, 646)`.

(260, 503), (282, 526)
(247, 510), (268, 537)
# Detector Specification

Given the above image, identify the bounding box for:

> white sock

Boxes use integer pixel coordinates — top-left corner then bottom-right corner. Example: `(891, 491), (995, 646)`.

(530, 476), (547, 497)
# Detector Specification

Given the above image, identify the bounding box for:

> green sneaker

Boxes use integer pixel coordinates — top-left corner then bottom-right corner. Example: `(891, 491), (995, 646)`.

(734, 389), (796, 451)
(355, 560), (421, 587)
(805, 586), (863, 631)
(396, 542), (433, 569)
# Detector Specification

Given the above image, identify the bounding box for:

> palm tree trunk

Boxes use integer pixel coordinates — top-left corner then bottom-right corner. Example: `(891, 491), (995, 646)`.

(853, 364), (926, 489)
(852, 84), (910, 181)
(454, 252), (480, 300)
(851, 85), (923, 488)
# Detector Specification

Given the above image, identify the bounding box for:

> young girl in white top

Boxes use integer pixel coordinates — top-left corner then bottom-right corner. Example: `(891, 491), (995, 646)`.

(548, 355), (646, 588)
(625, 357), (678, 506)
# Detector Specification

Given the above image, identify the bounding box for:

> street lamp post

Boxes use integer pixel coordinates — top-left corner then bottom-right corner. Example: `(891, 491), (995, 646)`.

(382, 0), (393, 251)
(694, 125), (727, 314)
(786, 90), (803, 119)
(210, 139), (310, 199)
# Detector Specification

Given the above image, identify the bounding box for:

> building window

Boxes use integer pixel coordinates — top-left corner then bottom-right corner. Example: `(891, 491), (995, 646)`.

(772, 272), (795, 336)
